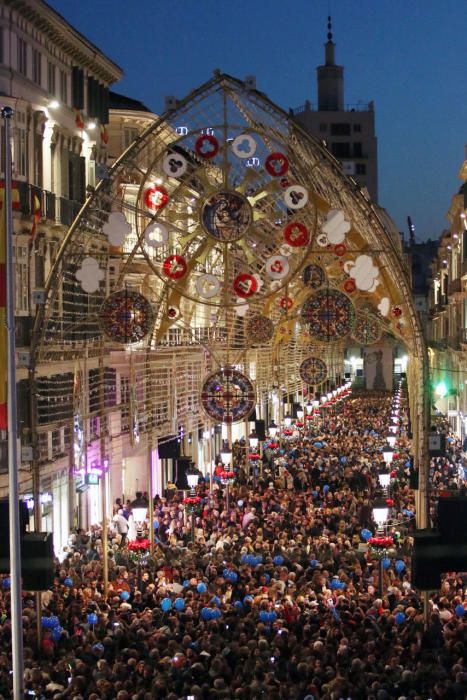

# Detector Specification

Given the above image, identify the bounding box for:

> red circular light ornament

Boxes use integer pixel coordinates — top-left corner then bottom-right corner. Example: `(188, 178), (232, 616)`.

(343, 279), (356, 294)
(265, 152), (289, 177)
(334, 243), (347, 257)
(144, 185), (169, 211)
(284, 222), (309, 247)
(279, 296), (293, 310)
(392, 306), (403, 318)
(163, 255), (187, 280)
(233, 273), (257, 298)
(195, 134), (219, 159)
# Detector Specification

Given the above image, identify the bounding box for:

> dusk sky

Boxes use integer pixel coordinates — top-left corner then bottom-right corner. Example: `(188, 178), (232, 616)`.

(53, 0), (467, 242)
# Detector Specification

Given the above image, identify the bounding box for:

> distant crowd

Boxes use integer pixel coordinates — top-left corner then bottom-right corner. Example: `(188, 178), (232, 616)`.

(0, 391), (467, 699)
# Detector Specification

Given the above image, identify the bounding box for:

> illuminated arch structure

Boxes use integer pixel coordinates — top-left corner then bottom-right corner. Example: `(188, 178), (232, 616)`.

(30, 73), (430, 532)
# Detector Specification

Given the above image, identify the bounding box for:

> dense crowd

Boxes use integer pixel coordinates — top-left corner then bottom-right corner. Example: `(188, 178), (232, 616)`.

(1, 391), (467, 699)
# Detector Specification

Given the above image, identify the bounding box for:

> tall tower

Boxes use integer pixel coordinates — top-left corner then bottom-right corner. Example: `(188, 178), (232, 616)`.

(290, 17), (378, 202)
(317, 17), (344, 110)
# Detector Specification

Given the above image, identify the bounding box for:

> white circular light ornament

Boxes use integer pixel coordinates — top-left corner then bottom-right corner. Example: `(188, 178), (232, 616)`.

(252, 273), (264, 291)
(163, 152), (188, 178)
(144, 222), (169, 248)
(196, 273), (220, 300)
(316, 233), (329, 247)
(284, 185), (308, 210)
(232, 134), (257, 159)
(265, 255), (290, 280)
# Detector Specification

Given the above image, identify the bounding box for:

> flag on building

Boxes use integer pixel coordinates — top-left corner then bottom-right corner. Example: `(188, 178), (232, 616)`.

(29, 192), (41, 244)
(74, 109), (85, 129)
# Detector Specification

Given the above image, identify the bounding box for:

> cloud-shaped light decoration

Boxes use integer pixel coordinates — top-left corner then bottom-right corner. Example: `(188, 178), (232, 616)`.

(346, 255), (380, 292)
(235, 298), (249, 317)
(321, 209), (351, 245)
(76, 257), (105, 294)
(144, 222), (169, 248)
(103, 212), (132, 247)
(378, 297), (390, 317)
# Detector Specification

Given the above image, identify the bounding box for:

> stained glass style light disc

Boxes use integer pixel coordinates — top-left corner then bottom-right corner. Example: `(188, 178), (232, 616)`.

(100, 290), (153, 344)
(299, 356), (328, 385)
(301, 288), (355, 342)
(201, 367), (255, 424)
(246, 314), (275, 344)
(351, 311), (382, 345)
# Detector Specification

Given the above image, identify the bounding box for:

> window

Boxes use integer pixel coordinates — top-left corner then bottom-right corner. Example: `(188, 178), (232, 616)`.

(47, 61), (56, 95)
(59, 70), (68, 104)
(17, 37), (27, 76)
(353, 123), (361, 133)
(353, 142), (363, 158)
(15, 112), (27, 177)
(14, 243), (29, 313)
(319, 123), (327, 133)
(330, 123), (350, 136)
(32, 48), (41, 85)
(356, 163), (366, 175)
(124, 127), (139, 149)
(331, 142), (350, 158)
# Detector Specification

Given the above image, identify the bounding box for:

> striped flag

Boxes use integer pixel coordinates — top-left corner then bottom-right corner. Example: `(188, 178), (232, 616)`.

(29, 193), (41, 244)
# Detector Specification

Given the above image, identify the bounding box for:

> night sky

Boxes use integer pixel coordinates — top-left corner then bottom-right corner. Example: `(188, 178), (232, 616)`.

(52, 0), (467, 242)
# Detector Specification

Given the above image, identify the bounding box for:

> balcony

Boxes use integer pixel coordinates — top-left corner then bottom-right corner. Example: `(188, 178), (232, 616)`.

(448, 278), (462, 295)
(16, 181), (83, 229)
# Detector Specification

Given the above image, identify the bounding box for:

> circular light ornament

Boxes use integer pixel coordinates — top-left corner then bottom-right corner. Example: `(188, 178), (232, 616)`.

(265, 255), (289, 280)
(100, 290), (153, 344)
(284, 185), (308, 210)
(246, 314), (275, 344)
(265, 152), (289, 177)
(195, 133), (219, 159)
(284, 222), (309, 247)
(233, 273), (257, 298)
(201, 367), (255, 424)
(201, 190), (252, 242)
(163, 255), (187, 280)
(163, 151), (188, 178)
(351, 311), (382, 345)
(144, 185), (169, 211)
(231, 134), (257, 158)
(299, 356), (328, 385)
(301, 288), (355, 342)
(196, 274), (221, 300)
(144, 222), (169, 248)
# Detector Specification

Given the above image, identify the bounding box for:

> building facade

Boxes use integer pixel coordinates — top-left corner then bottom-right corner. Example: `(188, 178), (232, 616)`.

(290, 18), (378, 202)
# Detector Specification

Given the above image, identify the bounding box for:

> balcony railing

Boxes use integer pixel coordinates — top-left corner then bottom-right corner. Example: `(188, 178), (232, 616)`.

(16, 181), (82, 228)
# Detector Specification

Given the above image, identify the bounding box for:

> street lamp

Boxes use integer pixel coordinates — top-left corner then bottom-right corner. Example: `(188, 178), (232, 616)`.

(268, 420), (278, 438)
(372, 498), (389, 528)
(296, 407), (304, 420)
(283, 413), (293, 428)
(186, 465), (199, 543)
(131, 492), (149, 526)
(378, 470), (391, 490)
(248, 430), (259, 450)
(382, 446), (394, 466)
(220, 441), (232, 467)
(305, 400), (314, 415)
(386, 434), (397, 448)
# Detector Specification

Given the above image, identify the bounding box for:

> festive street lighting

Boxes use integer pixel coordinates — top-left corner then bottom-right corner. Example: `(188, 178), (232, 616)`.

(268, 420), (278, 437)
(186, 465), (199, 543)
(248, 430), (259, 450)
(382, 446), (394, 465)
(131, 492), (149, 526)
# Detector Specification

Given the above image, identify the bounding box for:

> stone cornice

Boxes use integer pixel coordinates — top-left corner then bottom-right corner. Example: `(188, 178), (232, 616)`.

(6, 0), (123, 84)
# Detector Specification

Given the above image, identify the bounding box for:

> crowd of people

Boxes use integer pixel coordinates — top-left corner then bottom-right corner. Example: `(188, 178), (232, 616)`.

(1, 389), (467, 699)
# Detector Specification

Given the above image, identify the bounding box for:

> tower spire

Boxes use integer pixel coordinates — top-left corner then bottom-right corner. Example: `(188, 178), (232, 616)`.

(325, 15), (336, 66)
(317, 14), (343, 110)
(327, 15), (333, 42)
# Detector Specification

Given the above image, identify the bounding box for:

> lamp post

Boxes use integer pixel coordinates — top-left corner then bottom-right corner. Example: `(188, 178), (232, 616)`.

(382, 446), (394, 467)
(283, 413), (293, 428)
(186, 467), (198, 543)
(268, 420), (278, 438)
(372, 498), (390, 597)
(130, 493), (148, 590)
